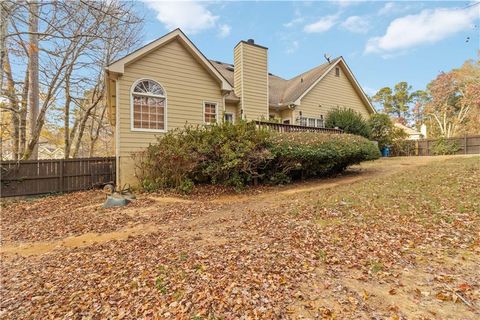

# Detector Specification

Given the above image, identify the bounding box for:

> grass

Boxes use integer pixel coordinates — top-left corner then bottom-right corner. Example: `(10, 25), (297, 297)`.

(312, 157), (479, 221)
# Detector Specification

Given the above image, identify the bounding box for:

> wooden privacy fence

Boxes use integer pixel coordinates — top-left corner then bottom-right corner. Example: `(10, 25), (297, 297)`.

(391, 135), (480, 157)
(254, 121), (343, 134)
(0, 157), (115, 198)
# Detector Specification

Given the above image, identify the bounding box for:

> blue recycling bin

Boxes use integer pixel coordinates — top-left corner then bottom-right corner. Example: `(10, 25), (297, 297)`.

(381, 146), (390, 157)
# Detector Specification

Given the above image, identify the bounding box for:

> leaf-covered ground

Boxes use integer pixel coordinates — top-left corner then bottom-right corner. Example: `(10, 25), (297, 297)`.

(1, 156), (479, 319)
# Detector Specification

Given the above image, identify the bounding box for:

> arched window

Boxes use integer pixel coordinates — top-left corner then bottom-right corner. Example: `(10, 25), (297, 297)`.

(131, 79), (166, 131)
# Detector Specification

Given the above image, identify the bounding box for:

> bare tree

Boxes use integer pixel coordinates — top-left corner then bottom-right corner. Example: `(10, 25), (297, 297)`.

(27, 0), (39, 159)
(1, 0), (143, 160)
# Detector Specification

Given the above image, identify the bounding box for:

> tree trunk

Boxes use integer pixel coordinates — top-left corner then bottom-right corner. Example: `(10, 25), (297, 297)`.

(0, 1), (10, 95)
(27, 1), (39, 159)
(72, 108), (93, 158)
(3, 51), (20, 160)
(72, 83), (102, 158)
(22, 103), (47, 160)
(19, 69), (29, 157)
(63, 75), (71, 158)
(89, 104), (107, 157)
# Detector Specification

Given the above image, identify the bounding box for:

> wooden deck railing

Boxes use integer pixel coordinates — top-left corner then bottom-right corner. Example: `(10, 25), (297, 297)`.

(254, 121), (343, 134)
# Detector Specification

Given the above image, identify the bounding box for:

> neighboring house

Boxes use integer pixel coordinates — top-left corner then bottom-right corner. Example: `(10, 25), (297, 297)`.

(394, 122), (424, 140)
(38, 144), (65, 159)
(106, 29), (376, 186)
(2, 141), (64, 160)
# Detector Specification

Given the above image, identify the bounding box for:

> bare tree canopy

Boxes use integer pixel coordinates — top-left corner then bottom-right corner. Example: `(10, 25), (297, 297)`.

(1, 0), (143, 160)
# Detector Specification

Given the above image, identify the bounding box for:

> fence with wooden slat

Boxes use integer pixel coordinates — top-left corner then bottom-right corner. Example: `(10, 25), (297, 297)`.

(0, 157), (115, 198)
(390, 135), (480, 157)
(254, 121), (343, 134)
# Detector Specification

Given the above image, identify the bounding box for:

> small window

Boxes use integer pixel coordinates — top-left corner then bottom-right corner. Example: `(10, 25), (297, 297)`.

(131, 79), (166, 131)
(283, 120), (290, 124)
(308, 118), (316, 127)
(316, 118), (324, 128)
(335, 67), (340, 77)
(299, 117), (307, 126)
(204, 102), (217, 124)
(224, 113), (234, 123)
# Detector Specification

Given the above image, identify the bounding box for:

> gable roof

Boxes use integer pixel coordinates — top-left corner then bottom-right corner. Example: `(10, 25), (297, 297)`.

(210, 57), (375, 113)
(107, 29), (232, 91)
(108, 28), (374, 113)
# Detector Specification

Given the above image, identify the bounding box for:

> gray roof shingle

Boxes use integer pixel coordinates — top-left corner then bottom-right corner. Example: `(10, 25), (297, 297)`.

(209, 58), (338, 106)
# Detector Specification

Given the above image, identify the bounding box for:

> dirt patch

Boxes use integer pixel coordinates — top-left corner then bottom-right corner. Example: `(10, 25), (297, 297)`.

(147, 195), (194, 204)
(0, 223), (159, 257)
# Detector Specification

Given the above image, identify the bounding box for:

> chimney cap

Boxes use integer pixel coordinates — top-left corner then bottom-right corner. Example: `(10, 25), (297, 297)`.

(234, 40), (268, 50)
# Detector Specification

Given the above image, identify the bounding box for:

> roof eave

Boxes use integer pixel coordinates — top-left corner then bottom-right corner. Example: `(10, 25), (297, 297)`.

(106, 28), (232, 92)
(293, 57), (376, 114)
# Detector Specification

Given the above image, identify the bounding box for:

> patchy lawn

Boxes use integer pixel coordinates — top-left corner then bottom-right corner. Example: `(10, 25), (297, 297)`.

(1, 156), (479, 319)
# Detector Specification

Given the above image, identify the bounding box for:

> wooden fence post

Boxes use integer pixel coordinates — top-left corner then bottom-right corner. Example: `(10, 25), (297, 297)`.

(59, 159), (64, 193)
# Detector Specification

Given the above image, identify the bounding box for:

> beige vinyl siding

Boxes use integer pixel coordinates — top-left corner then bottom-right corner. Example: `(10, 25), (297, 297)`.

(233, 45), (243, 118)
(280, 109), (294, 123)
(234, 42), (268, 121)
(225, 102), (238, 123)
(298, 64), (372, 121)
(117, 39), (224, 186)
(269, 109), (280, 119)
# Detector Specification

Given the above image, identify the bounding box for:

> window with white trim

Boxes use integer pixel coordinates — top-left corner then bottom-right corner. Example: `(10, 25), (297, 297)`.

(132, 79), (166, 131)
(224, 112), (234, 123)
(298, 116), (325, 128)
(204, 102), (217, 124)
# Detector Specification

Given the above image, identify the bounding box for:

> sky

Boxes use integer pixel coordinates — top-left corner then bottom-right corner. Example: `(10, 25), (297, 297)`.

(136, 0), (480, 96)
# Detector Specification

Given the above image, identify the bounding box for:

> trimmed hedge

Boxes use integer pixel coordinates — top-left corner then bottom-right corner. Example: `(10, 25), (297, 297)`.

(268, 132), (380, 183)
(135, 122), (380, 192)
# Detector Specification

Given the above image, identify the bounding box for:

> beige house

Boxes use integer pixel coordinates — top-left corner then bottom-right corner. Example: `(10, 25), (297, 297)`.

(394, 122), (424, 140)
(106, 29), (376, 186)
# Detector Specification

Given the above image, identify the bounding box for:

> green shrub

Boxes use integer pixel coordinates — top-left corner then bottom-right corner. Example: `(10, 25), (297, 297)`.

(268, 132), (380, 180)
(135, 122), (380, 193)
(134, 121), (272, 192)
(431, 137), (460, 155)
(368, 114), (394, 149)
(325, 108), (371, 138)
(390, 139), (416, 156)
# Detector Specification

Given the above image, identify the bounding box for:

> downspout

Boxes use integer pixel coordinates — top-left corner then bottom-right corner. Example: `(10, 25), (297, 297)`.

(115, 77), (121, 187)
